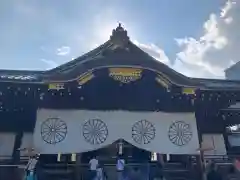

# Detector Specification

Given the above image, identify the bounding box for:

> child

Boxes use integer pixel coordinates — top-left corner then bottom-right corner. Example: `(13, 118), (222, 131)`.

(95, 164), (105, 180)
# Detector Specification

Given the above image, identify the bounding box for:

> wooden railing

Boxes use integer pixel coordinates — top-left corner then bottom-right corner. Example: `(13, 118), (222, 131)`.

(40, 163), (194, 180)
(1, 155), (237, 180)
(0, 162), (197, 180)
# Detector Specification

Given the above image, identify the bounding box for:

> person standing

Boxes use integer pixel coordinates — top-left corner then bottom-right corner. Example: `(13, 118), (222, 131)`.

(116, 155), (125, 180)
(89, 155), (99, 180)
(25, 155), (39, 180)
(234, 158), (240, 172)
(225, 165), (239, 180)
(207, 163), (222, 180)
(20, 148), (39, 180)
(129, 167), (143, 180)
(95, 163), (107, 180)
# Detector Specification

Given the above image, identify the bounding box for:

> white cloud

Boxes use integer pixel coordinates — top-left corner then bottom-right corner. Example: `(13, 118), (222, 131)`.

(40, 59), (58, 69)
(86, 0), (240, 79)
(133, 40), (170, 65)
(2, 0), (238, 79)
(174, 0), (239, 78)
(56, 46), (71, 56)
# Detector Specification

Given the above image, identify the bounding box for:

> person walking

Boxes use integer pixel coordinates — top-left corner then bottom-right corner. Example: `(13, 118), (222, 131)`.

(116, 155), (125, 180)
(20, 148), (39, 180)
(25, 154), (39, 180)
(153, 161), (165, 180)
(129, 167), (142, 180)
(89, 155), (99, 180)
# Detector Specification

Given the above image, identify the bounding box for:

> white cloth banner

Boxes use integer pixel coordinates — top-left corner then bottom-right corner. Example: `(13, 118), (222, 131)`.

(202, 134), (226, 155)
(0, 133), (15, 158)
(20, 133), (34, 156)
(228, 134), (240, 146)
(34, 109), (199, 154)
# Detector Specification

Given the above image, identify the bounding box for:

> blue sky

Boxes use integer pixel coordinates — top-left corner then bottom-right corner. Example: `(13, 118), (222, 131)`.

(0, 0), (238, 78)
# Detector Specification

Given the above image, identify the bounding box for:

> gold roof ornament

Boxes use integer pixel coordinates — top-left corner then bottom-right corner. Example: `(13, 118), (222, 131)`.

(48, 83), (65, 90)
(110, 23), (129, 48)
(77, 72), (94, 86)
(155, 75), (170, 90)
(182, 87), (196, 95)
(109, 68), (142, 84)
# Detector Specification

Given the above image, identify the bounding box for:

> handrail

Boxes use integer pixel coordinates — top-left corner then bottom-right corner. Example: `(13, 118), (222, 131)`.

(0, 162), (184, 167)
(0, 158), (234, 168)
(0, 165), (21, 167)
(42, 162), (184, 167)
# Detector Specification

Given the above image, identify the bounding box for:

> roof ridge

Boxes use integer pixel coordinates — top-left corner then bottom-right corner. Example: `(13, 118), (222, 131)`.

(225, 61), (240, 72)
(46, 41), (111, 75)
(129, 42), (194, 84)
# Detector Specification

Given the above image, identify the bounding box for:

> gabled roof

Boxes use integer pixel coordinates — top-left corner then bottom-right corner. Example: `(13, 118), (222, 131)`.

(44, 41), (196, 85)
(225, 61), (240, 73)
(0, 69), (44, 82)
(191, 77), (240, 90)
(46, 41), (112, 75)
(41, 24), (196, 86)
(0, 23), (240, 90)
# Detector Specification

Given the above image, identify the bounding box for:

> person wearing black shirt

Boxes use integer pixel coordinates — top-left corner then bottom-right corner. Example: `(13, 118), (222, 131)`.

(225, 165), (239, 180)
(207, 163), (222, 180)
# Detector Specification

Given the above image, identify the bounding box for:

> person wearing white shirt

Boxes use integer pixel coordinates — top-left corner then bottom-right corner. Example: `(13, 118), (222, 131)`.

(25, 155), (39, 180)
(89, 156), (99, 180)
(116, 156), (125, 180)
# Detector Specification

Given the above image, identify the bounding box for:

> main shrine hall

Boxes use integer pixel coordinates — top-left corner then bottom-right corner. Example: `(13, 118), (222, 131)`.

(0, 24), (240, 171)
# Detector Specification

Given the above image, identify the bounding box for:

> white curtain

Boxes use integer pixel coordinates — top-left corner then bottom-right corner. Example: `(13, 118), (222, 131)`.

(0, 133), (15, 159)
(34, 109), (199, 155)
(202, 134), (226, 155)
(20, 133), (34, 156)
(228, 134), (240, 146)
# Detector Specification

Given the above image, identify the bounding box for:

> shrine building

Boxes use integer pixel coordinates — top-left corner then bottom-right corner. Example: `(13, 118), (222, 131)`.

(0, 24), (240, 169)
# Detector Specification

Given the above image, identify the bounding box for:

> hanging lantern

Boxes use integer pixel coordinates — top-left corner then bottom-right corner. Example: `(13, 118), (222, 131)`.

(57, 153), (61, 162)
(39, 93), (45, 100)
(71, 153), (76, 162)
(191, 98), (195, 105)
(116, 140), (124, 155)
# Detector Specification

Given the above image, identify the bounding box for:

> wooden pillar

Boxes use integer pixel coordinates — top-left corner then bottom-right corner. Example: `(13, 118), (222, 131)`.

(194, 92), (205, 180)
(196, 141), (205, 180)
(12, 112), (25, 163)
(157, 154), (164, 166)
(196, 154), (204, 180)
(11, 130), (23, 180)
(75, 153), (82, 180)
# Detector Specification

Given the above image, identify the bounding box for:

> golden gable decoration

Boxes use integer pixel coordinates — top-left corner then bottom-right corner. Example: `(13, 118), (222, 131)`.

(108, 68), (142, 83)
(155, 75), (170, 90)
(48, 83), (65, 90)
(182, 87), (196, 95)
(77, 72), (95, 86)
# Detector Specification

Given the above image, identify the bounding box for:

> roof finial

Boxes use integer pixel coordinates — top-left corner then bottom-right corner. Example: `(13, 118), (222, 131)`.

(118, 22), (122, 28)
(110, 22), (129, 47)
